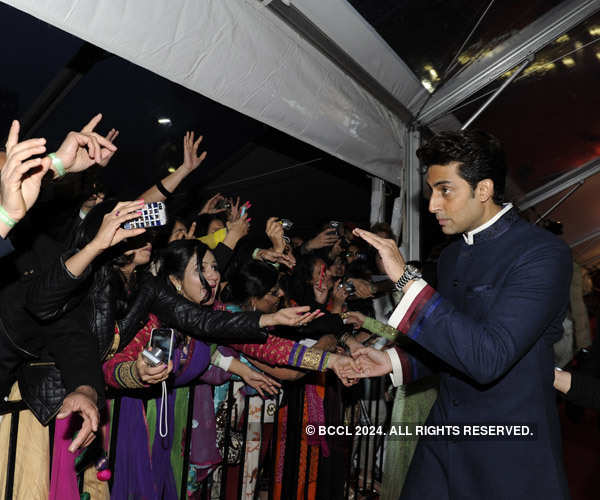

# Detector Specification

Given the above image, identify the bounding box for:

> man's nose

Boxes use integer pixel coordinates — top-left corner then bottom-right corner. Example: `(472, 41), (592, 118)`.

(429, 192), (441, 213)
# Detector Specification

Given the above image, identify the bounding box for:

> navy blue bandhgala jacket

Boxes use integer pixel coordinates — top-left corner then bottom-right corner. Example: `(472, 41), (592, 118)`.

(387, 206), (572, 500)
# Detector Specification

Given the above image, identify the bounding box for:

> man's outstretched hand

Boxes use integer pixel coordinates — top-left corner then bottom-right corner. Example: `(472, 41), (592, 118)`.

(353, 228), (405, 283)
(343, 346), (393, 379)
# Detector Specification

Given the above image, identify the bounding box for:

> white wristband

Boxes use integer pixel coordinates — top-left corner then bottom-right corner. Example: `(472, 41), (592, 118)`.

(211, 350), (234, 372)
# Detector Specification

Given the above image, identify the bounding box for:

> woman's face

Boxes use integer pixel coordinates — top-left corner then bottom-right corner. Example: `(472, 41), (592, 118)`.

(252, 283), (284, 313)
(178, 250), (221, 305)
(125, 242), (153, 266)
(329, 255), (346, 279)
(345, 244), (361, 265)
(207, 218), (225, 235)
(169, 220), (188, 242)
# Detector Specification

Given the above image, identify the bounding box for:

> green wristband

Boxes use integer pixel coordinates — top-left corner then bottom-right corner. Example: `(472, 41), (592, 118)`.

(48, 153), (66, 177)
(0, 205), (16, 228)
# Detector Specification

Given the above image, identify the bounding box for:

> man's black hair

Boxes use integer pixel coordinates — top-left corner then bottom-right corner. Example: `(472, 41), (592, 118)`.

(416, 130), (507, 205)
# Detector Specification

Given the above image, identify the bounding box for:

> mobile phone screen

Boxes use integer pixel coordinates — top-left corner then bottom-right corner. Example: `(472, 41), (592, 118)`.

(150, 328), (174, 363)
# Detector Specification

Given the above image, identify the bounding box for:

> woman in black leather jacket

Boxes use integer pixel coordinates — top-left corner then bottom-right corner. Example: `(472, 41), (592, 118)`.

(16, 199), (320, 428)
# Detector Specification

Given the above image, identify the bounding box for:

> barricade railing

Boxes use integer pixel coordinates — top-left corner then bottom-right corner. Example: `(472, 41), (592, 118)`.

(1, 374), (388, 500)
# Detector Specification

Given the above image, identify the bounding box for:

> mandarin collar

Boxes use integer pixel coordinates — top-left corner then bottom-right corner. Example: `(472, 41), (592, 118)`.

(462, 203), (517, 245)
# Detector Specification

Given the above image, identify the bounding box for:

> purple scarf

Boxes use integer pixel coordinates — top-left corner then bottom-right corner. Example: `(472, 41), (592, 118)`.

(111, 340), (212, 499)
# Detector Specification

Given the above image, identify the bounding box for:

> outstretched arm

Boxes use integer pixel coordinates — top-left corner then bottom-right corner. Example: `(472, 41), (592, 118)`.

(139, 131), (207, 202)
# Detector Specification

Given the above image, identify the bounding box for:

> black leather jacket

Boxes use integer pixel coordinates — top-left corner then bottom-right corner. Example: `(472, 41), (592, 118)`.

(0, 251), (103, 425)
(12, 262), (268, 424)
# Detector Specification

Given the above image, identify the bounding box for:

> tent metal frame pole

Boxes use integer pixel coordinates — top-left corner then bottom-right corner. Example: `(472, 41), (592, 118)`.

(534, 181), (583, 225)
(418, 0), (600, 125)
(405, 128), (421, 261)
(461, 57), (532, 130)
(570, 229), (600, 249)
(517, 156), (600, 211)
(370, 177), (386, 227)
(265, 0), (414, 125)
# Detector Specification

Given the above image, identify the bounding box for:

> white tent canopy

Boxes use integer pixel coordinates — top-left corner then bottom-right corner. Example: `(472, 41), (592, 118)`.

(2, 0), (432, 186)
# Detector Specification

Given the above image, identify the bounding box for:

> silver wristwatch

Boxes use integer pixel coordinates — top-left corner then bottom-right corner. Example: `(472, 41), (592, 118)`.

(395, 264), (422, 291)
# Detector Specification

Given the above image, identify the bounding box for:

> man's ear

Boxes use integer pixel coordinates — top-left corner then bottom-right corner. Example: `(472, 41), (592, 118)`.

(476, 179), (494, 203)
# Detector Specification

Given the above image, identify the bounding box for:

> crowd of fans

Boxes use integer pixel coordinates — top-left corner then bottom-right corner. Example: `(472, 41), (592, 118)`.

(0, 114), (406, 499)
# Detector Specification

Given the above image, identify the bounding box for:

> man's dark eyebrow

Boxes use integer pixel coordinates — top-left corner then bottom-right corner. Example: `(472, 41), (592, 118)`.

(427, 180), (452, 188)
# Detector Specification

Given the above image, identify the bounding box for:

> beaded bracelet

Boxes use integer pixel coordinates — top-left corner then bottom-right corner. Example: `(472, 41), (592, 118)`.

(48, 153), (66, 177)
(0, 205), (16, 228)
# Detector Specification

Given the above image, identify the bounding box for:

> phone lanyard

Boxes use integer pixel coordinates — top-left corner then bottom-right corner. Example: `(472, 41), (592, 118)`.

(159, 381), (168, 438)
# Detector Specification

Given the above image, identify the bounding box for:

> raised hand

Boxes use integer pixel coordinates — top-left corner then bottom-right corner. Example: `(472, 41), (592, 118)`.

(226, 213), (250, 239)
(266, 217), (286, 252)
(331, 279), (349, 313)
(353, 228), (405, 282)
(97, 128), (119, 167)
(56, 385), (99, 452)
(135, 352), (173, 384)
(185, 221), (197, 239)
(351, 346), (393, 378)
(344, 311), (366, 329)
(227, 196), (241, 221)
(255, 248), (296, 269)
(199, 193), (226, 215)
(53, 113), (118, 175)
(182, 131), (207, 172)
(0, 120), (51, 234)
(87, 200), (146, 252)
(306, 227), (339, 251)
(348, 278), (374, 299)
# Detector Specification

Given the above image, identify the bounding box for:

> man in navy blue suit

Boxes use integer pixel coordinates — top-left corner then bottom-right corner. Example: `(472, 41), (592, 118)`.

(349, 131), (571, 499)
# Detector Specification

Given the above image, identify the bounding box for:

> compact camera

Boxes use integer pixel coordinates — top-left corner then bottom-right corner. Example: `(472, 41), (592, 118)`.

(279, 219), (294, 231)
(328, 220), (342, 236)
(338, 279), (356, 294)
(215, 199), (232, 211)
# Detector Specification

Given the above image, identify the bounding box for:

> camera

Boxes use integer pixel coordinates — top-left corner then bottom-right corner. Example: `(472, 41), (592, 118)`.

(338, 279), (356, 294)
(328, 220), (342, 236)
(280, 219), (294, 231)
(142, 347), (166, 367)
(216, 199), (232, 211)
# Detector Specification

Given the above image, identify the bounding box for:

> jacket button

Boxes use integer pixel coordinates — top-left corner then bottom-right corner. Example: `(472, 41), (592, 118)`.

(452, 399), (459, 407)
(452, 280), (459, 287)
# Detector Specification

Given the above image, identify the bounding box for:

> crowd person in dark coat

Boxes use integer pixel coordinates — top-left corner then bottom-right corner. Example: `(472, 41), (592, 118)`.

(346, 131), (572, 500)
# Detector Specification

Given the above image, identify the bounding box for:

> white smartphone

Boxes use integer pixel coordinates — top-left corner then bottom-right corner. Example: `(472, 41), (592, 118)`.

(123, 202), (168, 230)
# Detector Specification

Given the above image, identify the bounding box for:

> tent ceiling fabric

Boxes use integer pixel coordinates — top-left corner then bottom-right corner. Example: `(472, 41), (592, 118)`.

(289, 0), (428, 114)
(3, 0), (408, 186)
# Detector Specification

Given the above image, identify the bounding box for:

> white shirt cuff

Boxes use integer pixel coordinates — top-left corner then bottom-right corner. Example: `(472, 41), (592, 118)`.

(386, 347), (403, 387)
(387, 278), (428, 329)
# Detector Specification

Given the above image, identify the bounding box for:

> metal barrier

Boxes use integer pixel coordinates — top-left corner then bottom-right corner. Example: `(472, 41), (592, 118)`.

(0, 374), (389, 500)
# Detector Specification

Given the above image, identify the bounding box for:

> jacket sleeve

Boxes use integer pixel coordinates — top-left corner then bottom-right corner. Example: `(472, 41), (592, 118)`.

(25, 250), (92, 321)
(385, 240), (572, 386)
(103, 316), (157, 389)
(565, 372), (600, 410)
(119, 275), (268, 344)
(230, 334), (330, 371)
